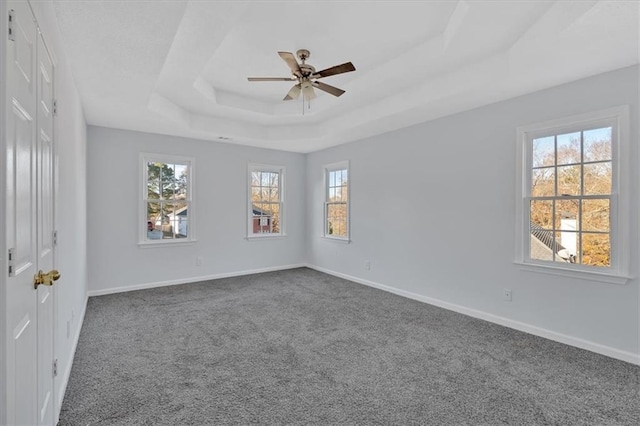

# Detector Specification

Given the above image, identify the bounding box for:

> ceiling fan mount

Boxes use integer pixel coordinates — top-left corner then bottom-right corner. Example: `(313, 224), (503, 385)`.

(247, 49), (356, 101)
(296, 49), (311, 62)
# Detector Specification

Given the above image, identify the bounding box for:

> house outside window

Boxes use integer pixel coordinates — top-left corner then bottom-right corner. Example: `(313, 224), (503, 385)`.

(141, 153), (194, 244)
(324, 161), (349, 240)
(515, 106), (630, 283)
(248, 164), (284, 237)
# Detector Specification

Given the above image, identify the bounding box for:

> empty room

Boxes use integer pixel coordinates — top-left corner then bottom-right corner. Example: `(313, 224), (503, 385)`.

(1, 0), (639, 424)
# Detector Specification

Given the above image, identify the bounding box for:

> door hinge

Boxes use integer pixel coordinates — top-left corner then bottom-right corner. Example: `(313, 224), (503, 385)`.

(53, 230), (58, 247)
(53, 359), (58, 377)
(8, 248), (15, 276)
(8, 9), (15, 41)
(53, 100), (58, 117)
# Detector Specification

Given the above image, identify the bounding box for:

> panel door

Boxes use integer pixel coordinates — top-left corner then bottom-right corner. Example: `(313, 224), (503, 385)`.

(6, 0), (39, 424)
(6, 1), (57, 424)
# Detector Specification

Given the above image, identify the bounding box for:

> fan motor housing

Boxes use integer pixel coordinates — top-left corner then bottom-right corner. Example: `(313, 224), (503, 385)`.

(299, 64), (316, 77)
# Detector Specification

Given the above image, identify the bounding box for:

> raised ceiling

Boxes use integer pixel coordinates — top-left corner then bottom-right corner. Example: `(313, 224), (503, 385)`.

(53, 0), (639, 153)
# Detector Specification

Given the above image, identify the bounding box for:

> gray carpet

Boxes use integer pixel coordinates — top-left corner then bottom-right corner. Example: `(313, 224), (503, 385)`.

(59, 268), (639, 425)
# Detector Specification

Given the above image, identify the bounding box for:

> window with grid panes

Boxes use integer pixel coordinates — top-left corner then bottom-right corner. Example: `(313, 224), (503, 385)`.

(249, 165), (284, 237)
(516, 107), (630, 281)
(324, 162), (349, 240)
(141, 154), (194, 243)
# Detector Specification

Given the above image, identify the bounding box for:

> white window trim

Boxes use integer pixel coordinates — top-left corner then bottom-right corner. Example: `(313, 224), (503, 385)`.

(139, 153), (196, 246)
(323, 160), (351, 242)
(514, 106), (631, 285)
(246, 163), (286, 239)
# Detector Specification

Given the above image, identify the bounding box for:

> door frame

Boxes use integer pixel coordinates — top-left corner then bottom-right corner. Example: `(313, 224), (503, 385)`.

(1, 0), (8, 422)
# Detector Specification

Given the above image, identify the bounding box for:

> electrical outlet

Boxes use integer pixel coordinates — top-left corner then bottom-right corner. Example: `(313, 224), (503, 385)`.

(503, 288), (512, 302)
(364, 260), (371, 270)
(196, 256), (203, 266)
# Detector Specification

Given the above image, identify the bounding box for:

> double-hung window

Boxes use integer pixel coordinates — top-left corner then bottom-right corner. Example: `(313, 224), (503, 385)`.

(324, 161), (350, 240)
(516, 106), (629, 282)
(249, 164), (284, 237)
(141, 153), (194, 243)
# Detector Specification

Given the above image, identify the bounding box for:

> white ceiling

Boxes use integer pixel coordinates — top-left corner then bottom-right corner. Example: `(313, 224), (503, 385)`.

(52, 0), (639, 153)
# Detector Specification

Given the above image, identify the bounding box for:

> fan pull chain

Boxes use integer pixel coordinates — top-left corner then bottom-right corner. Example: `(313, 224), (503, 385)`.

(301, 95), (312, 115)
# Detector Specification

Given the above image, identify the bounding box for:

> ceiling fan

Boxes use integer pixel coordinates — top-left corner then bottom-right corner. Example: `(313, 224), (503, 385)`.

(247, 49), (356, 101)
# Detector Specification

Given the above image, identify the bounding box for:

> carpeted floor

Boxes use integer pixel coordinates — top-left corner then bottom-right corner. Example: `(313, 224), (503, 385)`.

(58, 268), (639, 425)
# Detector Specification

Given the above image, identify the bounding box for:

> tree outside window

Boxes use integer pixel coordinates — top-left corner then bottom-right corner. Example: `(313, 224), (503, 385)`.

(142, 154), (193, 242)
(248, 165), (284, 237)
(529, 127), (612, 267)
(324, 162), (349, 240)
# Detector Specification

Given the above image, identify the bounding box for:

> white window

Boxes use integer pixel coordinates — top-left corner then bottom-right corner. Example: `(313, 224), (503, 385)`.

(140, 153), (194, 244)
(324, 161), (350, 240)
(515, 106), (630, 283)
(248, 164), (284, 237)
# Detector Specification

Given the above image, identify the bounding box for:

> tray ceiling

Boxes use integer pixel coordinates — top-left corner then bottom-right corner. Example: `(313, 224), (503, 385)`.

(53, 1), (639, 153)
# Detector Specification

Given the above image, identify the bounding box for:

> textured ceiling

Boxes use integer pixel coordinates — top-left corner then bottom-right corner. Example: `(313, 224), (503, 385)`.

(53, 0), (639, 153)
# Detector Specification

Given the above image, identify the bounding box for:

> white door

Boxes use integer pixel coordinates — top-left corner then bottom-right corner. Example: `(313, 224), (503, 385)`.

(6, 1), (57, 424)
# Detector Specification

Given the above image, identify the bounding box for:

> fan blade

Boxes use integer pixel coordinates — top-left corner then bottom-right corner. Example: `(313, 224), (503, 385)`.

(302, 84), (316, 100)
(313, 62), (356, 78)
(283, 84), (301, 101)
(278, 52), (301, 76)
(248, 77), (295, 82)
(311, 81), (345, 97)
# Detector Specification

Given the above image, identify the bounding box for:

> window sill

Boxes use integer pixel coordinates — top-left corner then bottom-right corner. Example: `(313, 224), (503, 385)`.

(138, 239), (197, 248)
(245, 234), (287, 241)
(514, 261), (631, 285)
(321, 235), (351, 244)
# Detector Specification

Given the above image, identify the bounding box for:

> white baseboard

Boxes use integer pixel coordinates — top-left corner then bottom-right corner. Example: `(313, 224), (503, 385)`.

(87, 264), (307, 297)
(305, 264), (640, 366)
(55, 294), (88, 423)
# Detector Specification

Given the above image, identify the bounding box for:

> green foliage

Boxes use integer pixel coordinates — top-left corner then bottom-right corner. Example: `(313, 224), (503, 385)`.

(146, 162), (188, 223)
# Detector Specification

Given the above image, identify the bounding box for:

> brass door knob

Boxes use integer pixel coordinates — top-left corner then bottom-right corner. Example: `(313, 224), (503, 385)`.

(33, 269), (61, 289)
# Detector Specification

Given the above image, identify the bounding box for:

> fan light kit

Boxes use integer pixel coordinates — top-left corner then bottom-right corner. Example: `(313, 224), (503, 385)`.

(248, 49), (356, 114)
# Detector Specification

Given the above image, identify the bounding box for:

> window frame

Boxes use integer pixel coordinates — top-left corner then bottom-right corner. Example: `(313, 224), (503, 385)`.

(323, 161), (350, 242)
(139, 153), (196, 246)
(515, 106), (630, 284)
(247, 163), (285, 239)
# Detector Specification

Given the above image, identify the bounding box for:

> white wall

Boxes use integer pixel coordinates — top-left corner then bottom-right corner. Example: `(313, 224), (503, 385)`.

(87, 126), (307, 294)
(306, 65), (639, 363)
